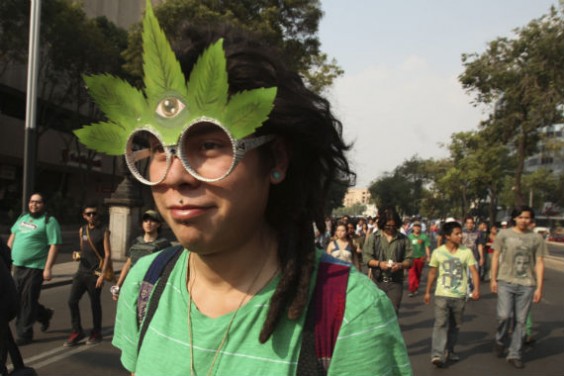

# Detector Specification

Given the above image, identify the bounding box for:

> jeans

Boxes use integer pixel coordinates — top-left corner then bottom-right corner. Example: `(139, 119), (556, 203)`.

(68, 272), (102, 333)
(431, 296), (466, 361)
(495, 281), (535, 360)
(13, 266), (51, 340)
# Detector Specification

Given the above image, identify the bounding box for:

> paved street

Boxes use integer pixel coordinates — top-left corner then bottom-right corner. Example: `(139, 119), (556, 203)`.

(6, 243), (564, 375)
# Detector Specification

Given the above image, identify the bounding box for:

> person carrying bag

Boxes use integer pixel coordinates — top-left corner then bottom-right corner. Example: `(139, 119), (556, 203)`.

(64, 203), (112, 347)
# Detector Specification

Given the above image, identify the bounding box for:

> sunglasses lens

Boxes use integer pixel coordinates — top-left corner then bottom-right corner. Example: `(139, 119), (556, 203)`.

(181, 122), (235, 181)
(126, 130), (168, 184)
(85, 212), (97, 217)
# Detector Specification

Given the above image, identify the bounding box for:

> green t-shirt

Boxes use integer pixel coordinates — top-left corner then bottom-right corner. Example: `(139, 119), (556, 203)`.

(113, 249), (413, 376)
(492, 228), (547, 286)
(10, 213), (62, 269)
(408, 233), (430, 258)
(429, 245), (476, 299)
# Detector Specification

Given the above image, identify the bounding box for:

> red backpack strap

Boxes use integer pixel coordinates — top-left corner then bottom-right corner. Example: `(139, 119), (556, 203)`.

(297, 253), (350, 375)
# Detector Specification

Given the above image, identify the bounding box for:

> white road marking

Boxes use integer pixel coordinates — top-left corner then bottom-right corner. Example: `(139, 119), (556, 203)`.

(7, 329), (113, 371)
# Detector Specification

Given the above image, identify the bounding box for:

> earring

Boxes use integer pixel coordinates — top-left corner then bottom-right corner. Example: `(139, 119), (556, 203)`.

(271, 170), (282, 182)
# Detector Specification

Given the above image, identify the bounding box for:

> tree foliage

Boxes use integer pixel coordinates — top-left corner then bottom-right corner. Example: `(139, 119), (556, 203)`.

(0, 0), (128, 213)
(459, 6), (564, 205)
(121, 0), (342, 93)
(368, 156), (431, 216)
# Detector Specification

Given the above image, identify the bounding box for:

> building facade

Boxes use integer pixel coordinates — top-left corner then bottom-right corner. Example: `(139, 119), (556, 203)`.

(524, 124), (564, 175)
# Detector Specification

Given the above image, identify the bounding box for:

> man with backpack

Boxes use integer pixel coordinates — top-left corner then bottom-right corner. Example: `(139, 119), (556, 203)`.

(7, 193), (61, 346)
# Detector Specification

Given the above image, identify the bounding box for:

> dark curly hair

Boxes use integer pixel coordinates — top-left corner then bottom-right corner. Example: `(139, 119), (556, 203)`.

(377, 206), (402, 231)
(174, 24), (355, 342)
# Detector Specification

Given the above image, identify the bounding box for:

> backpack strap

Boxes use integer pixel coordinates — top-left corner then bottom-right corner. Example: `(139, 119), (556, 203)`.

(136, 245), (183, 354)
(297, 253), (350, 375)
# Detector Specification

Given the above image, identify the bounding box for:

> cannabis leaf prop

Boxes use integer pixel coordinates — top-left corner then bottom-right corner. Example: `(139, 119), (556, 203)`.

(74, 0), (277, 155)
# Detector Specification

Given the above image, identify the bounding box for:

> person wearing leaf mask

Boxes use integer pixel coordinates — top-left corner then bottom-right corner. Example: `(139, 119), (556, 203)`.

(74, 2), (412, 375)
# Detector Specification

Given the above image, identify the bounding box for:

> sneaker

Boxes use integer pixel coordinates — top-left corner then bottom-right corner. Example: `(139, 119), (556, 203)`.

(507, 358), (524, 369)
(494, 342), (505, 358)
(39, 308), (54, 332)
(408, 292), (414, 297)
(447, 352), (460, 361)
(431, 356), (443, 368)
(15, 337), (33, 346)
(64, 331), (85, 347)
(86, 331), (102, 345)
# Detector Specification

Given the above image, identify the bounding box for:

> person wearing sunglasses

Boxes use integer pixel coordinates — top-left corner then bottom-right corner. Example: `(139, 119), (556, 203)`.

(7, 192), (61, 346)
(64, 202), (112, 347)
(74, 3), (412, 375)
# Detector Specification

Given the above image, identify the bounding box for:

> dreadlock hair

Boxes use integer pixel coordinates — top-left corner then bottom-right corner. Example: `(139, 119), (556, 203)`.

(174, 24), (355, 343)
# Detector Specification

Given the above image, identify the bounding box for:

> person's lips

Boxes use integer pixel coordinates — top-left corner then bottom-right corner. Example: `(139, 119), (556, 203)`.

(169, 204), (214, 221)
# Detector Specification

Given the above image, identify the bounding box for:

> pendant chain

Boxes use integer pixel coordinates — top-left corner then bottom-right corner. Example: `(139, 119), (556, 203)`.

(186, 254), (275, 376)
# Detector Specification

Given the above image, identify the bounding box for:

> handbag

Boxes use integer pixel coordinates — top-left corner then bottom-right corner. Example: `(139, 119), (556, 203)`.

(85, 226), (115, 282)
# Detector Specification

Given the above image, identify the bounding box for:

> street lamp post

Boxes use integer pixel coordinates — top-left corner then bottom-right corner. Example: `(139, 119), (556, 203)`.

(22, 0), (42, 212)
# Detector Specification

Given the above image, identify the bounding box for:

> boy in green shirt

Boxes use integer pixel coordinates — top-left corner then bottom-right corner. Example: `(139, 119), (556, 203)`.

(424, 221), (480, 368)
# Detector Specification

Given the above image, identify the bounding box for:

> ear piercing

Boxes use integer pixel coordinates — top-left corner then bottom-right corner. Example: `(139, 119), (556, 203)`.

(271, 170), (282, 182)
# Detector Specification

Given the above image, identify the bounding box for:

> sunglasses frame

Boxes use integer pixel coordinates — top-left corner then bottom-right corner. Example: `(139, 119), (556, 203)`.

(125, 119), (274, 186)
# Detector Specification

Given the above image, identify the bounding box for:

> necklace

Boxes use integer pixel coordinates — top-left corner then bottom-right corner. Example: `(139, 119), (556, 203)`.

(186, 254), (274, 376)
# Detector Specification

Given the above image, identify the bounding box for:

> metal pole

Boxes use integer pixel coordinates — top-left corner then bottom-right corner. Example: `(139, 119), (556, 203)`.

(22, 0), (42, 212)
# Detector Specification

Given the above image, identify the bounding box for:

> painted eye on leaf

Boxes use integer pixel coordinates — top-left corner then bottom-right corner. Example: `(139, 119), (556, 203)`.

(156, 97), (185, 118)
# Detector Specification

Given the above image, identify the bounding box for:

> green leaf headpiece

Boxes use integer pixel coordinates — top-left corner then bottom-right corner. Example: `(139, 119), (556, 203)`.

(74, 0), (277, 155)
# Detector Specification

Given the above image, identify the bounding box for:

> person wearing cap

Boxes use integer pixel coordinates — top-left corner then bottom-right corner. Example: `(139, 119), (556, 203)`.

(407, 221), (430, 297)
(111, 210), (171, 301)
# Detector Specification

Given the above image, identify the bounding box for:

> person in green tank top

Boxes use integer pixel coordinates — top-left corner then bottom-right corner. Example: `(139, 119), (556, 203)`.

(74, 3), (413, 374)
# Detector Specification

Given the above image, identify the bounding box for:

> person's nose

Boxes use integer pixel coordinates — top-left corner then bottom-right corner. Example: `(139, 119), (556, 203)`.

(162, 155), (201, 188)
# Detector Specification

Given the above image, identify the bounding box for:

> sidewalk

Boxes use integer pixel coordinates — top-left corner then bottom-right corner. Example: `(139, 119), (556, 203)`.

(43, 260), (126, 289)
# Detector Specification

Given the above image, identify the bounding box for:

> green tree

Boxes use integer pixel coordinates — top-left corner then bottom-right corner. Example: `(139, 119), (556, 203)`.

(460, 6), (564, 205)
(121, 0), (342, 92)
(445, 130), (513, 224)
(0, 0), (128, 217)
(522, 168), (559, 211)
(332, 203), (366, 218)
(368, 156), (431, 216)
(0, 0), (28, 75)
(419, 158), (453, 219)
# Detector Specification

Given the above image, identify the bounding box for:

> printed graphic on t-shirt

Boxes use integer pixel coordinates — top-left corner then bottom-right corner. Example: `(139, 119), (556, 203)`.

(20, 222), (38, 231)
(462, 231), (479, 250)
(440, 258), (463, 291)
(513, 250), (530, 279)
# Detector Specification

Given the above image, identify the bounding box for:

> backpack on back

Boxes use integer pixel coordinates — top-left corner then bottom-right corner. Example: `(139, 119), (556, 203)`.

(135, 249), (350, 375)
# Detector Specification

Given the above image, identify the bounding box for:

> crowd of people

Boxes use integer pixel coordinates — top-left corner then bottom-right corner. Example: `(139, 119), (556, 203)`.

(317, 204), (546, 370)
(0, 3), (548, 374)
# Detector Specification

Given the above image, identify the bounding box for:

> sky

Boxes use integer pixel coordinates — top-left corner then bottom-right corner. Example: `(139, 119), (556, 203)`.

(318, 0), (560, 188)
